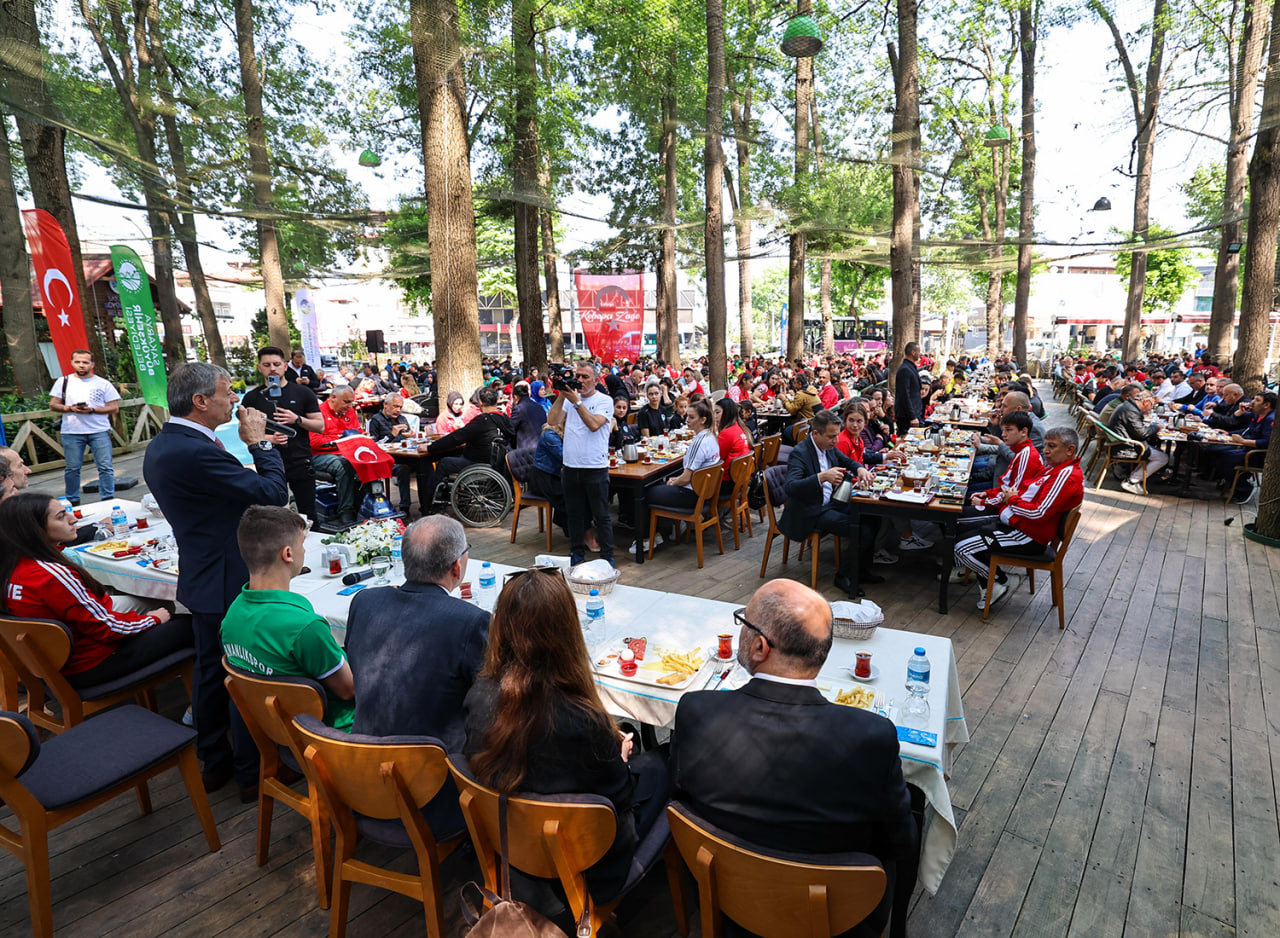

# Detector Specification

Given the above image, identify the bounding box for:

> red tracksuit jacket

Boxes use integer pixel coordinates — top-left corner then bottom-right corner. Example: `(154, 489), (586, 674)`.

(999, 457), (1084, 545)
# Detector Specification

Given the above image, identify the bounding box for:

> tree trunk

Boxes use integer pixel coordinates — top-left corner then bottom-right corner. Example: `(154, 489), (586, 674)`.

(787, 0), (814, 362)
(233, 0), (290, 353)
(812, 99), (833, 358)
(538, 39), (563, 362)
(512, 0), (546, 374)
(1246, 0), (1280, 538)
(705, 0), (727, 388)
(657, 91), (680, 365)
(729, 73), (754, 358)
(0, 120), (42, 396)
(984, 134), (1011, 359)
(1013, 0), (1037, 369)
(888, 0), (920, 377)
(1208, 0), (1272, 362)
(410, 0), (483, 396)
(3, 0), (106, 373)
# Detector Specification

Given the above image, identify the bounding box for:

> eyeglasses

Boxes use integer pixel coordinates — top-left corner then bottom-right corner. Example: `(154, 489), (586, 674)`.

(503, 564), (564, 585)
(455, 542), (470, 564)
(733, 608), (770, 646)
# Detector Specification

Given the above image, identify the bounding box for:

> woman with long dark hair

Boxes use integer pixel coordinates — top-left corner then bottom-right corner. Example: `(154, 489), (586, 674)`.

(0, 493), (192, 688)
(714, 397), (753, 494)
(463, 569), (670, 904)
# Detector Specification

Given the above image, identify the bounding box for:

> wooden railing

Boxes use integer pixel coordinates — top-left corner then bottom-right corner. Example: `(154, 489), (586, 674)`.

(2, 398), (167, 472)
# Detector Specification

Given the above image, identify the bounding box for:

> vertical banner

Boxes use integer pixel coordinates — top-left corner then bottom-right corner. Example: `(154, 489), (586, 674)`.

(574, 271), (644, 363)
(295, 288), (322, 367)
(109, 245), (169, 407)
(21, 209), (92, 375)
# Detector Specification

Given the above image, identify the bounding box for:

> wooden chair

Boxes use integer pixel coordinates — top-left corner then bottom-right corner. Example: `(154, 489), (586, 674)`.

(0, 615), (194, 736)
(506, 450), (553, 551)
(293, 714), (463, 938)
(792, 421), (811, 444)
(0, 705), (220, 938)
(716, 452), (756, 550)
(0, 641), (29, 713)
(1227, 448), (1266, 502)
(223, 659), (333, 909)
(760, 433), (783, 467)
(665, 801), (885, 938)
(648, 463), (725, 568)
(448, 755), (680, 938)
(757, 465), (840, 590)
(1091, 422), (1152, 492)
(981, 505), (1083, 629)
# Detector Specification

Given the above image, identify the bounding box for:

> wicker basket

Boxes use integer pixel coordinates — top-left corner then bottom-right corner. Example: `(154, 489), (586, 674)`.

(566, 568), (622, 596)
(833, 612), (883, 641)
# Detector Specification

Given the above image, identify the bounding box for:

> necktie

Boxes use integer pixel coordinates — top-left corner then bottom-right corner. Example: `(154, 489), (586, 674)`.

(214, 437), (226, 451)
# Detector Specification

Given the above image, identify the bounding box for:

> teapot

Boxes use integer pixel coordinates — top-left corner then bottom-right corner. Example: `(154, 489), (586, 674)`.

(831, 469), (854, 504)
(322, 543), (352, 577)
(622, 442), (641, 463)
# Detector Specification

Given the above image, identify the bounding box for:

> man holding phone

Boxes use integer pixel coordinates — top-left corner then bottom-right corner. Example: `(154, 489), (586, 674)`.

(241, 345), (324, 522)
(51, 349), (121, 505)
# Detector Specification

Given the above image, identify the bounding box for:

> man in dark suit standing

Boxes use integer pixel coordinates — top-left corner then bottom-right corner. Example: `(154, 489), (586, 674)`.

(670, 579), (917, 938)
(895, 341), (924, 435)
(778, 409), (878, 598)
(144, 363), (289, 798)
(344, 514), (488, 833)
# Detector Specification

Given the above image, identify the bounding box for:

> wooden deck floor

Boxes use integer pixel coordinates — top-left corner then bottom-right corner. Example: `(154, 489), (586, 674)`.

(3, 390), (1278, 936)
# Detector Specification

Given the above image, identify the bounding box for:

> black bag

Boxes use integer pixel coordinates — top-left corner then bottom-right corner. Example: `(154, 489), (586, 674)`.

(746, 468), (767, 511)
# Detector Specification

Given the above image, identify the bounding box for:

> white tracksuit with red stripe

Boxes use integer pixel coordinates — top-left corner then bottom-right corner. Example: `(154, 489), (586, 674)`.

(4, 558), (161, 676)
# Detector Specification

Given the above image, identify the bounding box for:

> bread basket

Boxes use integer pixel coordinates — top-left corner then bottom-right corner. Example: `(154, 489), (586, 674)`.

(566, 567), (622, 596)
(831, 600), (883, 640)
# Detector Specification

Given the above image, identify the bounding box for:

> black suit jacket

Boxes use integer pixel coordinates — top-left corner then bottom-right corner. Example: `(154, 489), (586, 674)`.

(777, 436), (863, 542)
(895, 361), (923, 424)
(143, 423), (288, 614)
(344, 581), (489, 750)
(671, 678), (915, 933)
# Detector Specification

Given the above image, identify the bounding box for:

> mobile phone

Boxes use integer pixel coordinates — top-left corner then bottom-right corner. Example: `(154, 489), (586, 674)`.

(268, 374), (283, 397)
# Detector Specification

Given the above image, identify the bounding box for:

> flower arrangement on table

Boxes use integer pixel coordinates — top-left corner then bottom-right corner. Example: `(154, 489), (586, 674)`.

(320, 517), (406, 565)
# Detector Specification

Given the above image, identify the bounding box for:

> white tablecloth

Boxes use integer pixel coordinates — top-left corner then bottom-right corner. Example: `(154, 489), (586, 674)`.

(83, 509), (967, 894)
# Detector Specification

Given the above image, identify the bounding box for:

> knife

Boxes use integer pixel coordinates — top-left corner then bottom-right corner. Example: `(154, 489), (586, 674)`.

(709, 666), (734, 691)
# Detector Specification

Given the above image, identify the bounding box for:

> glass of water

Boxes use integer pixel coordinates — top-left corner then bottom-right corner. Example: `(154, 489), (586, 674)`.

(370, 552), (392, 586)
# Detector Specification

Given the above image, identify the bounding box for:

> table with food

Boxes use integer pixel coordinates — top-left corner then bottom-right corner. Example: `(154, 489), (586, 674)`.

(609, 431), (690, 564)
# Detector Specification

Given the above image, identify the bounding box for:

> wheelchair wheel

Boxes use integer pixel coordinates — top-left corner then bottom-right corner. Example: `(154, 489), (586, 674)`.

(450, 465), (513, 527)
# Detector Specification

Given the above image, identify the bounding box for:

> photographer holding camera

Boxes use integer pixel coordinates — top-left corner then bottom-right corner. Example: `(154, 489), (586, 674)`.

(241, 346), (324, 522)
(547, 361), (615, 567)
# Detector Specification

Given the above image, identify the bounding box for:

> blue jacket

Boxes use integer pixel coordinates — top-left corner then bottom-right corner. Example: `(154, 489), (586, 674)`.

(532, 427), (564, 476)
(143, 422), (288, 614)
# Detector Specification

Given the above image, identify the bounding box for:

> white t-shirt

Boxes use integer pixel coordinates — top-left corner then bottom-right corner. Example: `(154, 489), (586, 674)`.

(676, 429), (722, 490)
(562, 391), (614, 468)
(52, 374), (120, 435)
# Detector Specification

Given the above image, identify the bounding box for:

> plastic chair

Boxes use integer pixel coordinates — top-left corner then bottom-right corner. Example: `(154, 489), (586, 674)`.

(0, 705), (220, 938)
(1092, 421), (1152, 492)
(222, 659), (333, 909)
(716, 453), (756, 550)
(1227, 448), (1266, 501)
(981, 505), (1083, 629)
(665, 801), (885, 938)
(448, 755), (679, 938)
(648, 464), (726, 568)
(506, 449), (553, 550)
(0, 615), (193, 736)
(758, 465), (840, 589)
(293, 714), (463, 938)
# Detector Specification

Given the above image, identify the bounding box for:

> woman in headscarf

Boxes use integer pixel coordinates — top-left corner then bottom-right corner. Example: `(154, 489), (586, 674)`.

(433, 390), (467, 434)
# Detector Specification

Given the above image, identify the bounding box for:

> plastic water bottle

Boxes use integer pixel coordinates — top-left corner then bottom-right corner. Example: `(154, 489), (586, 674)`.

(110, 504), (128, 536)
(584, 589), (605, 648)
(390, 534), (403, 579)
(478, 562), (496, 607)
(901, 647), (932, 727)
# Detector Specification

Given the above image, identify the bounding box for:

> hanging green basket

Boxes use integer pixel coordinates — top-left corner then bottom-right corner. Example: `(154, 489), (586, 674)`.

(983, 125), (1011, 148)
(781, 15), (824, 57)
(358, 148), (383, 167)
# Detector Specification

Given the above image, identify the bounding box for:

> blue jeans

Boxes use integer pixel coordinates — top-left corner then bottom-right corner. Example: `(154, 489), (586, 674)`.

(63, 431), (114, 501)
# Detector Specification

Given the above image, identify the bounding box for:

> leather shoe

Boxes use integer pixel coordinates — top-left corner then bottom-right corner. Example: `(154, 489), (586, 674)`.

(201, 762), (234, 793)
(832, 572), (866, 599)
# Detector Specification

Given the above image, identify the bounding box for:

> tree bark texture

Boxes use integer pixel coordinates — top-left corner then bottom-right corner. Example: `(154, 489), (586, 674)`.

(1013, 0), (1037, 369)
(1208, 0), (1272, 362)
(981, 138), (1010, 358)
(0, 120), (42, 396)
(729, 72), (753, 358)
(2, 0), (106, 373)
(658, 90), (680, 365)
(888, 0), (920, 378)
(233, 0), (290, 354)
(538, 40), (564, 362)
(512, 0), (546, 374)
(705, 0), (727, 388)
(410, 0), (483, 397)
(787, 0), (814, 362)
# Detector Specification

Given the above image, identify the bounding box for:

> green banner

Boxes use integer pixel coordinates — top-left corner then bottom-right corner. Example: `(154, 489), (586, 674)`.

(109, 245), (168, 407)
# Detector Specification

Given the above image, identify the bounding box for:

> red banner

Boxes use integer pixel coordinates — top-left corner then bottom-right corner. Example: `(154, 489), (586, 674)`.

(574, 272), (644, 364)
(334, 435), (395, 483)
(22, 209), (93, 375)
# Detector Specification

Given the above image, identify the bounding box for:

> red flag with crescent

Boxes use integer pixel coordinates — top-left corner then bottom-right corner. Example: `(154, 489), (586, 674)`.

(22, 209), (93, 375)
(575, 271), (644, 364)
(333, 435), (395, 483)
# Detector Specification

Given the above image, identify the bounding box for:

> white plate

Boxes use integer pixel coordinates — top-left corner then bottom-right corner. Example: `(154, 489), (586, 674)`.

(845, 664), (881, 681)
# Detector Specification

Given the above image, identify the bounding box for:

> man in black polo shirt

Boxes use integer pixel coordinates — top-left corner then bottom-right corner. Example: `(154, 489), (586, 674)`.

(242, 346), (324, 522)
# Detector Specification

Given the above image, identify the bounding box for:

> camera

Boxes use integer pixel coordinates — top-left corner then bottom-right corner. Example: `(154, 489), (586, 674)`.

(549, 364), (583, 393)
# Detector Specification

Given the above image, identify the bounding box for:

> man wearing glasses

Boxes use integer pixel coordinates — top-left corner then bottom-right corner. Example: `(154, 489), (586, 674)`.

(669, 579), (916, 938)
(547, 360), (616, 566)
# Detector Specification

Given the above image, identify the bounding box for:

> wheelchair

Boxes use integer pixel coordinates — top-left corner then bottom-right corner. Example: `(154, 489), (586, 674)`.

(425, 436), (514, 528)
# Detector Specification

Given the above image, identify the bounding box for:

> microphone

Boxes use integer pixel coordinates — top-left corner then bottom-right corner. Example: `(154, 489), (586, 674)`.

(341, 568), (376, 586)
(265, 419), (297, 438)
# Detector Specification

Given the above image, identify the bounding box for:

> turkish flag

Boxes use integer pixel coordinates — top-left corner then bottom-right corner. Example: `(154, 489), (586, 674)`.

(575, 272), (644, 364)
(22, 210), (93, 375)
(333, 435), (395, 483)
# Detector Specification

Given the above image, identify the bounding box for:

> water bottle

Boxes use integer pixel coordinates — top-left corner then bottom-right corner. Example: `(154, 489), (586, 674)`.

(110, 504), (128, 536)
(59, 497), (74, 516)
(390, 534), (403, 579)
(478, 562), (496, 607)
(584, 589), (606, 648)
(901, 647), (932, 727)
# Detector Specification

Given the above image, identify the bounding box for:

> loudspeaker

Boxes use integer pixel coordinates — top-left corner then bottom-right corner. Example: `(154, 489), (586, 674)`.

(366, 330), (386, 353)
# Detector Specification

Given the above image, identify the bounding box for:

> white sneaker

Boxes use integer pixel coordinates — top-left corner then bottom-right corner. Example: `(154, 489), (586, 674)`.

(873, 549), (899, 565)
(899, 533), (934, 551)
(1120, 479), (1145, 496)
(628, 534), (666, 554)
(947, 567), (968, 585)
(979, 577), (1012, 610)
